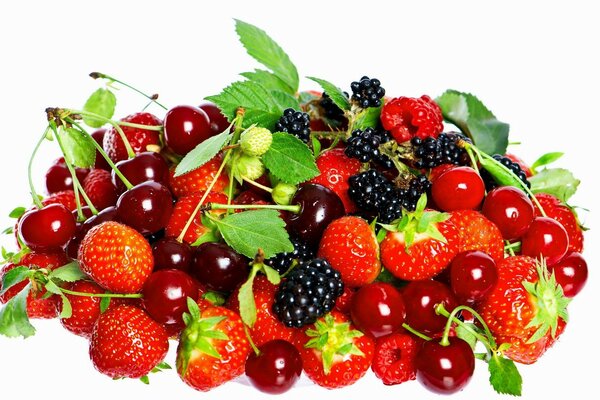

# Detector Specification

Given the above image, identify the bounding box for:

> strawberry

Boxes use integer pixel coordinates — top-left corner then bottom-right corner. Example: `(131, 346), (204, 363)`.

(103, 112), (162, 163)
(450, 210), (505, 263)
(89, 305), (169, 379)
(0, 252), (68, 319)
(227, 275), (295, 347)
(78, 221), (153, 293)
(478, 256), (569, 364)
(42, 190), (77, 211)
(177, 302), (250, 391)
(309, 148), (361, 213)
(83, 169), (118, 210)
(169, 156), (229, 198)
(371, 332), (418, 385)
(295, 311), (374, 389)
(534, 193), (584, 253)
(380, 196), (459, 280)
(317, 216), (380, 287)
(165, 191), (228, 244)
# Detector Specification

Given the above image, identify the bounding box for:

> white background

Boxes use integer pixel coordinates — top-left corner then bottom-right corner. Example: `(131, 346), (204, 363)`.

(0, 1), (598, 399)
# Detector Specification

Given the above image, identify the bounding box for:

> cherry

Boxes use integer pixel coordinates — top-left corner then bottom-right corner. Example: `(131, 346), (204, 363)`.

(350, 282), (405, 338)
(116, 182), (173, 235)
(521, 216), (569, 265)
(199, 101), (230, 134)
(284, 183), (345, 246)
(72, 206), (95, 225)
(112, 151), (170, 193)
(549, 252), (588, 297)
(431, 166), (485, 211)
(18, 204), (76, 251)
(482, 186), (534, 240)
(190, 242), (249, 292)
(44, 158), (89, 194)
(91, 128), (110, 170)
(163, 105), (212, 155)
(402, 280), (458, 334)
(142, 269), (198, 329)
(449, 251), (498, 304)
(416, 337), (475, 394)
(152, 238), (193, 272)
(245, 340), (303, 394)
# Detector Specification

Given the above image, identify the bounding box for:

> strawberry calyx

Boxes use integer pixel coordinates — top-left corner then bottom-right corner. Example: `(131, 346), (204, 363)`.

(304, 313), (365, 375)
(379, 194), (449, 250)
(522, 260), (570, 343)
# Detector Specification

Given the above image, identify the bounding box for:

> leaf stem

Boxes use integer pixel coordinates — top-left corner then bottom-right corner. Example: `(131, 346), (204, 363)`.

(91, 72), (168, 110)
(435, 304), (497, 351)
(401, 323), (432, 341)
(117, 120), (163, 131)
(242, 177), (273, 193)
(28, 129), (48, 209)
(60, 287), (143, 299)
(209, 203), (300, 213)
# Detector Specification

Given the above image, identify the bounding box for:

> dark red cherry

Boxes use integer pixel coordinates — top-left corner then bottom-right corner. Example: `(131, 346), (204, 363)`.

(111, 151), (170, 193)
(245, 340), (303, 394)
(91, 128), (110, 170)
(482, 186), (534, 240)
(190, 242), (249, 292)
(402, 280), (458, 334)
(142, 269), (198, 329)
(350, 282), (405, 338)
(549, 252), (588, 297)
(285, 184), (345, 246)
(449, 250), (498, 304)
(199, 101), (230, 134)
(44, 159), (89, 194)
(116, 182), (173, 234)
(416, 338), (475, 394)
(152, 238), (193, 272)
(431, 166), (485, 211)
(163, 105), (212, 155)
(18, 204), (76, 251)
(521, 216), (569, 265)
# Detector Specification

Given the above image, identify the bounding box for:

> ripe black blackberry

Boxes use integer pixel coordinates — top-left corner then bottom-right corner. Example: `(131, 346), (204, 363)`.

(378, 175), (431, 223)
(373, 130), (394, 169)
(320, 92), (347, 122)
(273, 258), (344, 328)
(264, 237), (314, 275)
(350, 76), (385, 108)
(348, 169), (396, 211)
(481, 155), (531, 191)
(276, 108), (311, 143)
(345, 128), (383, 162)
(411, 133), (470, 168)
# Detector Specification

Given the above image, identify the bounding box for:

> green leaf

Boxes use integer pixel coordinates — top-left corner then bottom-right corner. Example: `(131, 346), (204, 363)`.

(205, 80), (288, 130)
(529, 168), (580, 202)
(531, 152), (563, 172)
(0, 284), (35, 338)
(480, 156), (524, 188)
(353, 104), (383, 130)
(213, 210), (294, 259)
(311, 135), (321, 157)
(174, 129), (231, 177)
(307, 77), (350, 111)
(241, 69), (293, 94)
(201, 291), (226, 307)
(48, 261), (86, 282)
(298, 91), (319, 104)
(456, 323), (479, 350)
(235, 19), (299, 93)
(271, 90), (301, 111)
(263, 132), (320, 185)
(436, 90), (509, 155)
(8, 207), (26, 219)
(83, 88), (117, 128)
(0, 266), (31, 296)
(60, 127), (96, 168)
(44, 280), (62, 295)
(58, 293), (72, 318)
(488, 354), (522, 396)
(99, 296), (111, 313)
(238, 266), (258, 327)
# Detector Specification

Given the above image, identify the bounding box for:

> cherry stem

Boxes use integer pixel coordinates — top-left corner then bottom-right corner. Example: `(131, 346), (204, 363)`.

(28, 129), (48, 209)
(90, 72), (168, 111)
(117, 120), (163, 132)
(60, 287), (143, 299)
(435, 304), (497, 351)
(504, 240), (520, 256)
(401, 323), (432, 341)
(208, 203), (300, 213)
(242, 177), (273, 193)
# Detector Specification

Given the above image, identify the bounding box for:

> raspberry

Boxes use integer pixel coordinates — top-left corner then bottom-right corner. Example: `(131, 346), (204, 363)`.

(240, 126), (272, 156)
(371, 333), (418, 385)
(350, 76), (385, 108)
(275, 108), (311, 143)
(480, 154), (531, 191)
(381, 95), (443, 143)
(411, 132), (471, 168)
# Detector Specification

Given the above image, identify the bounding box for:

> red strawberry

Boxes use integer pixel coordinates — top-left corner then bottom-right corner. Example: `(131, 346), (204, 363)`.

(478, 256), (569, 364)
(169, 156), (229, 198)
(309, 148), (361, 213)
(90, 305), (169, 378)
(534, 193), (584, 253)
(91, 128), (111, 170)
(317, 216), (380, 287)
(450, 210), (505, 263)
(78, 221), (153, 293)
(0, 252), (68, 319)
(103, 112), (162, 163)
(227, 275), (295, 347)
(42, 190), (77, 211)
(371, 332), (418, 385)
(295, 311), (374, 389)
(380, 199), (459, 280)
(177, 303), (250, 391)
(165, 191), (228, 244)
(83, 169), (118, 210)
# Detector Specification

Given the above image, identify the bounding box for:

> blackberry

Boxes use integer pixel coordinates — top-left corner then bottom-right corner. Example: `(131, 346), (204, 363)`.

(373, 130), (394, 169)
(273, 258), (344, 328)
(275, 108), (311, 143)
(264, 237), (314, 275)
(377, 192), (403, 224)
(378, 175), (431, 223)
(348, 169), (396, 211)
(350, 76), (385, 108)
(481, 155), (531, 191)
(345, 128), (383, 162)
(411, 133), (470, 168)
(320, 92), (347, 122)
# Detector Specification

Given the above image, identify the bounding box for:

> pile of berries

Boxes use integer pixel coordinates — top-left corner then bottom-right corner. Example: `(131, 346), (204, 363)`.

(0, 20), (587, 397)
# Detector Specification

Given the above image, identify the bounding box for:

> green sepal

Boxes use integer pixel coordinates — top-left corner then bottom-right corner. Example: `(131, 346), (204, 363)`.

(99, 296), (111, 313)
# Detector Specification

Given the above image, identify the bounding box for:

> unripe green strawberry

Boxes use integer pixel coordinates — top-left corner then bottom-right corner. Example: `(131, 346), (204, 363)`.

(272, 182), (297, 205)
(240, 127), (272, 156)
(232, 154), (265, 181)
